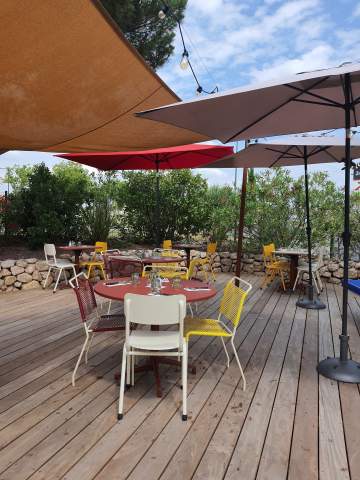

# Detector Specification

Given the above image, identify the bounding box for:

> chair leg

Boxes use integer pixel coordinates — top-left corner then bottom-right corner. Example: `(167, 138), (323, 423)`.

(53, 268), (62, 293)
(99, 264), (106, 279)
(107, 300), (112, 315)
(188, 304), (194, 317)
(72, 335), (89, 386)
(63, 268), (68, 285)
(126, 348), (131, 387)
(231, 338), (246, 391)
(182, 342), (188, 421)
(312, 272), (320, 295)
(279, 270), (286, 291)
(293, 270), (300, 291)
(85, 332), (94, 364)
(43, 267), (52, 289)
(73, 266), (79, 286)
(221, 337), (230, 368)
(316, 270), (323, 291)
(87, 265), (93, 279)
(131, 351), (135, 387)
(118, 345), (127, 420)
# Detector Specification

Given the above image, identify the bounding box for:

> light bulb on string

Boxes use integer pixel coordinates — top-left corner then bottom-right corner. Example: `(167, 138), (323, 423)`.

(158, 6), (169, 20)
(180, 50), (189, 70)
(196, 86), (203, 95)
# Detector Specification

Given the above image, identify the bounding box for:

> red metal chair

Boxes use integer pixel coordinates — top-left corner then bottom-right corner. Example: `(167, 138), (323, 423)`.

(71, 274), (125, 386)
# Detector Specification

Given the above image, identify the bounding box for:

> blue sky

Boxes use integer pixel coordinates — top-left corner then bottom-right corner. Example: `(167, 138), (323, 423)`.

(1, 0), (360, 192)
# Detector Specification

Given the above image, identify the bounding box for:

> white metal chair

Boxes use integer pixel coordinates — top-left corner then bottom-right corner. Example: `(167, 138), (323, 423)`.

(43, 243), (78, 293)
(70, 272), (125, 386)
(293, 247), (325, 294)
(118, 293), (188, 421)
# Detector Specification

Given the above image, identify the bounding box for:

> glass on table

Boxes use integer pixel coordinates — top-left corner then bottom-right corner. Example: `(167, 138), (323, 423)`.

(171, 277), (182, 289)
(131, 272), (140, 285)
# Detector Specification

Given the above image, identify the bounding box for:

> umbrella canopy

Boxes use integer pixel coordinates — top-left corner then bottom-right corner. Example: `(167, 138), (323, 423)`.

(0, 0), (207, 152)
(204, 135), (360, 168)
(57, 144), (233, 170)
(137, 62), (360, 142)
(138, 62), (360, 383)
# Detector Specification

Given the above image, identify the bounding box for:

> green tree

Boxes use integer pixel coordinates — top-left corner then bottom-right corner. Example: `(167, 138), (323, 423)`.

(117, 169), (208, 243)
(205, 185), (239, 249)
(101, 0), (187, 69)
(4, 165), (34, 193)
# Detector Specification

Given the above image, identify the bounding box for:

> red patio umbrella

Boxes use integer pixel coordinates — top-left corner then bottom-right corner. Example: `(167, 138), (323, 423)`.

(57, 143), (233, 245)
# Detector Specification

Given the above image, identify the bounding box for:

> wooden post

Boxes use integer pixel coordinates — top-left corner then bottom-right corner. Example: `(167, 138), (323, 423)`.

(235, 138), (250, 279)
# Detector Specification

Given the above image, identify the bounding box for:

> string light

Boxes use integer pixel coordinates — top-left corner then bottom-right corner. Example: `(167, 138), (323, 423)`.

(158, 1), (218, 96)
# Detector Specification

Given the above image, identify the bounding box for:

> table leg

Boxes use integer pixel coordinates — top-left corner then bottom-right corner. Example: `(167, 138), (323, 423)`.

(289, 255), (299, 289)
(186, 248), (191, 268)
(74, 251), (81, 273)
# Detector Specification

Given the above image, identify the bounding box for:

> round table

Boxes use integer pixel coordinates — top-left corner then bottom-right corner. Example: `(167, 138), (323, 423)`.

(58, 245), (96, 272)
(275, 248), (308, 288)
(94, 277), (216, 396)
(174, 244), (205, 267)
(108, 255), (182, 265)
(94, 277), (216, 302)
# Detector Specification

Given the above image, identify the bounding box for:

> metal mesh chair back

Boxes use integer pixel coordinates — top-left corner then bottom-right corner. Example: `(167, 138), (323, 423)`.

(162, 239), (172, 249)
(219, 277), (251, 328)
(73, 277), (97, 322)
(107, 257), (143, 278)
(44, 243), (57, 262)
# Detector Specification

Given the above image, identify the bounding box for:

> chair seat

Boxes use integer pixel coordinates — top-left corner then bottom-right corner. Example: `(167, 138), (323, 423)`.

(297, 263), (320, 273)
(184, 316), (230, 340)
(47, 259), (74, 268)
(128, 330), (180, 350)
(80, 260), (104, 267)
(91, 313), (125, 332)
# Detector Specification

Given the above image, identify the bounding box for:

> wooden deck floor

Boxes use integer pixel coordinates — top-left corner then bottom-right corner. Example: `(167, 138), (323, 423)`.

(0, 274), (360, 480)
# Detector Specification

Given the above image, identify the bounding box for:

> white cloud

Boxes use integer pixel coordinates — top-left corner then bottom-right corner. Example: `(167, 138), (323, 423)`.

(354, 4), (360, 17)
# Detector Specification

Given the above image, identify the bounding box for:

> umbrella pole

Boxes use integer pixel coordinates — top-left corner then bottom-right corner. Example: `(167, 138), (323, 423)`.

(318, 72), (360, 382)
(297, 146), (325, 310)
(155, 159), (160, 248)
(235, 166), (247, 277)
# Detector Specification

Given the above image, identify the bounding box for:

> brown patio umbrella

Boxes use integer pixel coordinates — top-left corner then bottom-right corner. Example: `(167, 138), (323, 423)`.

(206, 135), (360, 310)
(138, 62), (360, 383)
(0, 0), (207, 152)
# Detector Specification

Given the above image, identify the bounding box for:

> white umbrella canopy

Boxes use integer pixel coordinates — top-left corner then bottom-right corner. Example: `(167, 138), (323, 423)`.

(138, 63), (360, 383)
(137, 62), (360, 142)
(204, 135), (360, 168)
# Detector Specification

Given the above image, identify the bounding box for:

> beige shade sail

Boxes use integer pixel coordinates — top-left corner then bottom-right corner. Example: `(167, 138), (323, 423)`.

(0, 0), (207, 152)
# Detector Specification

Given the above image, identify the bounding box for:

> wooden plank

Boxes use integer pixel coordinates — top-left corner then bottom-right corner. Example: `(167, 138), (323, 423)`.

(318, 286), (350, 480)
(123, 290), (289, 480)
(331, 285), (360, 480)
(152, 286), (283, 480)
(255, 300), (306, 480)
(93, 284), (278, 480)
(54, 278), (263, 480)
(191, 287), (288, 480)
(288, 308), (319, 480)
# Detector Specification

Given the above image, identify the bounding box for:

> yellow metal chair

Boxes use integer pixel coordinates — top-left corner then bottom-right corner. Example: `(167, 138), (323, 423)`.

(184, 277), (252, 390)
(162, 239), (172, 249)
(80, 241), (107, 279)
(142, 249), (187, 279)
(191, 242), (217, 282)
(261, 243), (289, 291)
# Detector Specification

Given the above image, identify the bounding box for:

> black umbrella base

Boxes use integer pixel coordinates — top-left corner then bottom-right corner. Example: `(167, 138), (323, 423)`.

(296, 297), (326, 310)
(317, 357), (360, 383)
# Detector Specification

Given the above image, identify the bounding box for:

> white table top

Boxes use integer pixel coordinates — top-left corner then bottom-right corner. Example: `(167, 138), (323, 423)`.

(275, 248), (308, 256)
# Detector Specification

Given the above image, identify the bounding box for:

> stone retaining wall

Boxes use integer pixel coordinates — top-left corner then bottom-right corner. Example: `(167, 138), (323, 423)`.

(0, 249), (354, 293)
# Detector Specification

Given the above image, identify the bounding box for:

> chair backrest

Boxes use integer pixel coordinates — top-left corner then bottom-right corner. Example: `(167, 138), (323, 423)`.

(207, 242), (217, 255)
(72, 276), (97, 322)
(106, 257), (143, 278)
(188, 258), (198, 279)
(124, 293), (186, 327)
(95, 241), (108, 253)
(163, 239), (172, 249)
(263, 243), (276, 267)
(219, 277), (252, 329)
(44, 243), (57, 263)
(317, 246), (325, 267)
